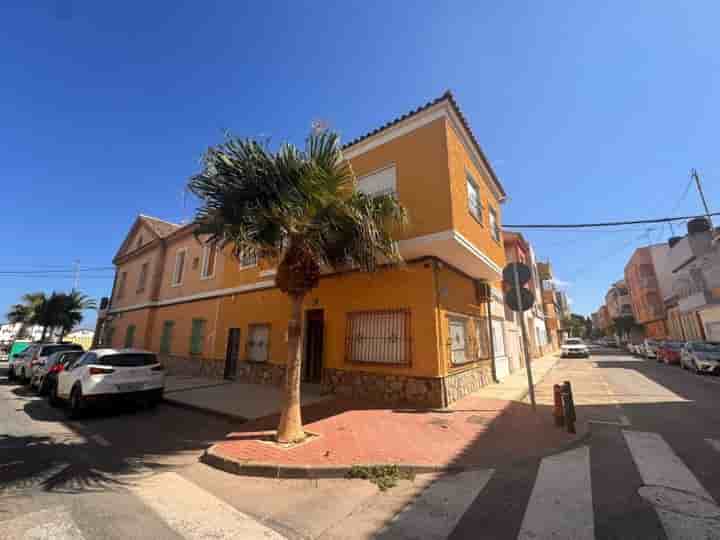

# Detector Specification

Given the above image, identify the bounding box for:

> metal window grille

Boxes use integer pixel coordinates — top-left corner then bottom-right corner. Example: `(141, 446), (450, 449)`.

(346, 309), (411, 365)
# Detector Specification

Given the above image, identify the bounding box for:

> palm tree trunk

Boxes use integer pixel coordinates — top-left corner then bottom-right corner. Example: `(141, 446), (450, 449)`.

(41, 326), (47, 341)
(277, 293), (305, 443)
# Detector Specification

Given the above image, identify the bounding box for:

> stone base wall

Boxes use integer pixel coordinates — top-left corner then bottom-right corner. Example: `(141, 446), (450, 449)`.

(441, 364), (494, 405)
(322, 368), (444, 408)
(161, 354), (225, 379)
(235, 361), (286, 386)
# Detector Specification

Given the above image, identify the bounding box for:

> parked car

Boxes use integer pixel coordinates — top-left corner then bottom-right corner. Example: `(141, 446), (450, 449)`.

(561, 338), (590, 358)
(6, 340), (32, 380)
(680, 341), (720, 374)
(11, 344), (40, 383)
(51, 349), (165, 418)
(642, 339), (661, 359)
(36, 349), (85, 396)
(29, 343), (84, 390)
(657, 341), (685, 365)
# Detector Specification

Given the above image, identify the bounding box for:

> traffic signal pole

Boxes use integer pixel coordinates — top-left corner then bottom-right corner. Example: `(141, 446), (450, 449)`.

(513, 262), (537, 410)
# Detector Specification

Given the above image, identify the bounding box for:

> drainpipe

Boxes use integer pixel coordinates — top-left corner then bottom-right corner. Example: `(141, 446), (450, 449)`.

(431, 260), (448, 406)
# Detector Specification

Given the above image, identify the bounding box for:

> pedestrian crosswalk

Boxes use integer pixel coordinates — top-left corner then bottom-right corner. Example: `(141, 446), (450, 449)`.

(449, 428), (720, 540)
(0, 472), (286, 540)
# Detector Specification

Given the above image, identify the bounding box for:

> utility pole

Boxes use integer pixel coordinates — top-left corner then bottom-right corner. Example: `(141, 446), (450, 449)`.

(692, 169), (713, 227)
(512, 263), (536, 410)
(73, 260), (80, 291)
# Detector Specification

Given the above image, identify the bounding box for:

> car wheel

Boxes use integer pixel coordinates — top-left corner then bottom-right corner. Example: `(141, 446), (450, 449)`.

(67, 386), (85, 419)
(693, 360), (701, 375)
(49, 383), (61, 407)
(39, 378), (49, 396)
(7, 369), (14, 381)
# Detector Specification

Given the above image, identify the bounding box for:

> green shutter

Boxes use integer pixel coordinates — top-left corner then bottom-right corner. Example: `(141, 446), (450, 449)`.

(160, 321), (174, 354)
(124, 325), (136, 348)
(190, 319), (206, 355)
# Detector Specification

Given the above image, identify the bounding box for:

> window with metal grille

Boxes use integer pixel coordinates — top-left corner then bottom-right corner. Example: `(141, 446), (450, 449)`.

(190, 319), (206, 355)
(160, 320), (174, 354)
(475, 317), (491, 360)
(201, 244), (217, 278)
(124, 325), (136, 348)
(346, 310), (411, 365)
(449, 317), (469, 365)
(489, 207), (500, 242)
(466, 174), (482, 222)
(247, 324), (270, 362)
(172, 249), (187, 285)
(240, 249), (257, 269)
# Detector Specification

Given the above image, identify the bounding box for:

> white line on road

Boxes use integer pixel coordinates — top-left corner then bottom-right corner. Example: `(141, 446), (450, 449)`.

(0, 507), (86, 540)
(90, 434), (111, 447)
(518, 445), (594, 540)
(376, 469), (494, 540)
(623, 430), (720, 539)
(130, 472), (287, 539)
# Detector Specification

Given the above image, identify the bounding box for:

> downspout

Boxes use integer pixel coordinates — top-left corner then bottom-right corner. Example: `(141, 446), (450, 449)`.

(431, 260), (447, 406)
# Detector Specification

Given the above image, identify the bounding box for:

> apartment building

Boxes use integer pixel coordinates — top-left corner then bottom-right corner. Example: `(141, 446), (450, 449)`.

(98, 92), (510, 407)
(624, 245), (671, 338)
(666, 218), (720, 341)
(537, 261), (565, 348)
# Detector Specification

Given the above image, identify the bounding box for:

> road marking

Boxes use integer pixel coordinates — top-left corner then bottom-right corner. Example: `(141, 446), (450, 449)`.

(130, 472), (287, 539)
(518, 445), (594, 540)
(377, 469), (493, 539)
(0, 507), (86, 540)
(90, 434), (111, 447)
(623, 430), (720, 539)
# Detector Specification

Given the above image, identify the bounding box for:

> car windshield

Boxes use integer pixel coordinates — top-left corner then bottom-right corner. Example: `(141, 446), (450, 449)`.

(41, 344), (83, 356)
(565, 339), (583, 345)
(98, 353), (158, 367)
(693, 342), (720, 353)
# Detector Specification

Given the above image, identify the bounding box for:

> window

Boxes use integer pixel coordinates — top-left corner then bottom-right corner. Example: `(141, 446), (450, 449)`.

(124, 325), (136, 348)
(240, 249), (257, 269)
(357, 165), (397, 197)
(201, 244), (217, 278)
(491, 320), (506, 357)
(172, 249), (187, 285)
(247, 324), (270, 362)
(466, 174), (482, 222)
(346, 310), (411, 364)
(190, 319), (206, 355)
(489, 207), (500, 242)
(105, 326), (115, 347)
(116, 272), (127, 299)
(449, 317), (469, 365)
(137, 262), (149, 293)
(100, 353), (157, 367)
(160, 321), (174, 354)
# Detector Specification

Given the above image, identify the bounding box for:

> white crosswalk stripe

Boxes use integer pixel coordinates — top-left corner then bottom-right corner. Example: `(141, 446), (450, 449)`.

(518, 445), (594, 540)
(623, 430), (720, 540)
(0, 507), (86, 540)
(129, 472), (287, 539)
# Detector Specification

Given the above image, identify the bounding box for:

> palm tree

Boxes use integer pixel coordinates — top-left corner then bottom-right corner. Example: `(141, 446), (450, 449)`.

(189, 131), (407, 443)
(55, 291), (97, 339)
(6, 303), (30, 338)
(20, 292), (55, 340)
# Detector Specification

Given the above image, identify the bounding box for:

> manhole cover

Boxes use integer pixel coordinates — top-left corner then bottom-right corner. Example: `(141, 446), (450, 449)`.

(639, 486), (720, 519)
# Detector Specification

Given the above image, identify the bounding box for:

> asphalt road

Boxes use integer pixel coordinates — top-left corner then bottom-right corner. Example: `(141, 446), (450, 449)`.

(2, 350), (720, 539)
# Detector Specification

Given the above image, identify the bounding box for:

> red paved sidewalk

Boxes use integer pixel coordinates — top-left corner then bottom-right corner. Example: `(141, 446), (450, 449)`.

(204, 376), (582, 476)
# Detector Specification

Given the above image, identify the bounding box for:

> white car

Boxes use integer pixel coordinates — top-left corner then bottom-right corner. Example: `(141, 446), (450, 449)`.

(680, 341), (720, 374)
(52, 349), (165, 418)
(12, 344), (41, 383)
(29, 343), (85, 389)
(642, 339), (660, 359)
(561, 338), (590, 358)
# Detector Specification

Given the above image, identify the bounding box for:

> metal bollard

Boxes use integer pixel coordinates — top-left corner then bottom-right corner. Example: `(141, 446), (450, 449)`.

(553, 384), (565, 427)
(562, 381), (576, 434)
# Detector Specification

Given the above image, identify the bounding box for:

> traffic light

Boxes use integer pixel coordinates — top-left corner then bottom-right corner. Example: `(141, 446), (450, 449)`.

(503, 262), (535, 312)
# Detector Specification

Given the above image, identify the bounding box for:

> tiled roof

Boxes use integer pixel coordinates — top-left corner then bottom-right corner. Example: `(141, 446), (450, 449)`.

(342, 91), (507, 198)
(139, 214), (180, 238)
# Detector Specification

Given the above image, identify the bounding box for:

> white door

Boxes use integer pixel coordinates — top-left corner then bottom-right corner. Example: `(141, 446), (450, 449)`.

(248, 325), (270, 362)
(492, 320), (510, 380)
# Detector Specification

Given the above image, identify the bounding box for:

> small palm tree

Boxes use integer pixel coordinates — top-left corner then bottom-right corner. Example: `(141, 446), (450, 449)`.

(6, 303), (30, 338)
(56, 291), (97, 339)
(21, 292), (55, 340)
(189, 131), (408, 442)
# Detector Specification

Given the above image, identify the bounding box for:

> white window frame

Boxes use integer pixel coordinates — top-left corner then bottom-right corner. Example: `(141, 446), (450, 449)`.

(171, 248), (188, 287)
(489, 207), (500, 242)
(491, 319), (506, 358)
(466, 173), (482, 223)
(239, 248), (258, 269)
(346, 310), (410, 365)
(357, 164), (397, 198)
(449, 317), (471, 365)
(200, 244), (217, 280)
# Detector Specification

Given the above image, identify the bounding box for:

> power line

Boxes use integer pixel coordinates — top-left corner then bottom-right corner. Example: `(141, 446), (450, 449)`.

(504, 211), (720, 230)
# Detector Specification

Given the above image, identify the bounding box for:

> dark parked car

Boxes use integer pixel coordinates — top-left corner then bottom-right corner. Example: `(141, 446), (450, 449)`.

(42, 350), (84, 398)
(680, 341), (720, 374)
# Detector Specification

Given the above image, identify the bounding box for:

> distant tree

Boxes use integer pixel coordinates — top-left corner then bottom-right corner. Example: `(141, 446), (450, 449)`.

(6, 304), (30, 338)
(56, 291), (96, 339)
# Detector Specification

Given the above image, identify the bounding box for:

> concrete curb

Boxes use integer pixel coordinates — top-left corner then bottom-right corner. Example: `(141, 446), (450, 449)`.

(200, 445), (473, 479)
(163, 396), (248, 423)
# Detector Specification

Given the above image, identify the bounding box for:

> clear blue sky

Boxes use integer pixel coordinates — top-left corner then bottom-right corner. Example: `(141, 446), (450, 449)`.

(1, 1), (718, 325)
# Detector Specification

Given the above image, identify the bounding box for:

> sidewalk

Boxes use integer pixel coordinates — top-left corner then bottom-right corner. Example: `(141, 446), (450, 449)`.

(202, 352), (584, 478)
(163, 376), (331, 421)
